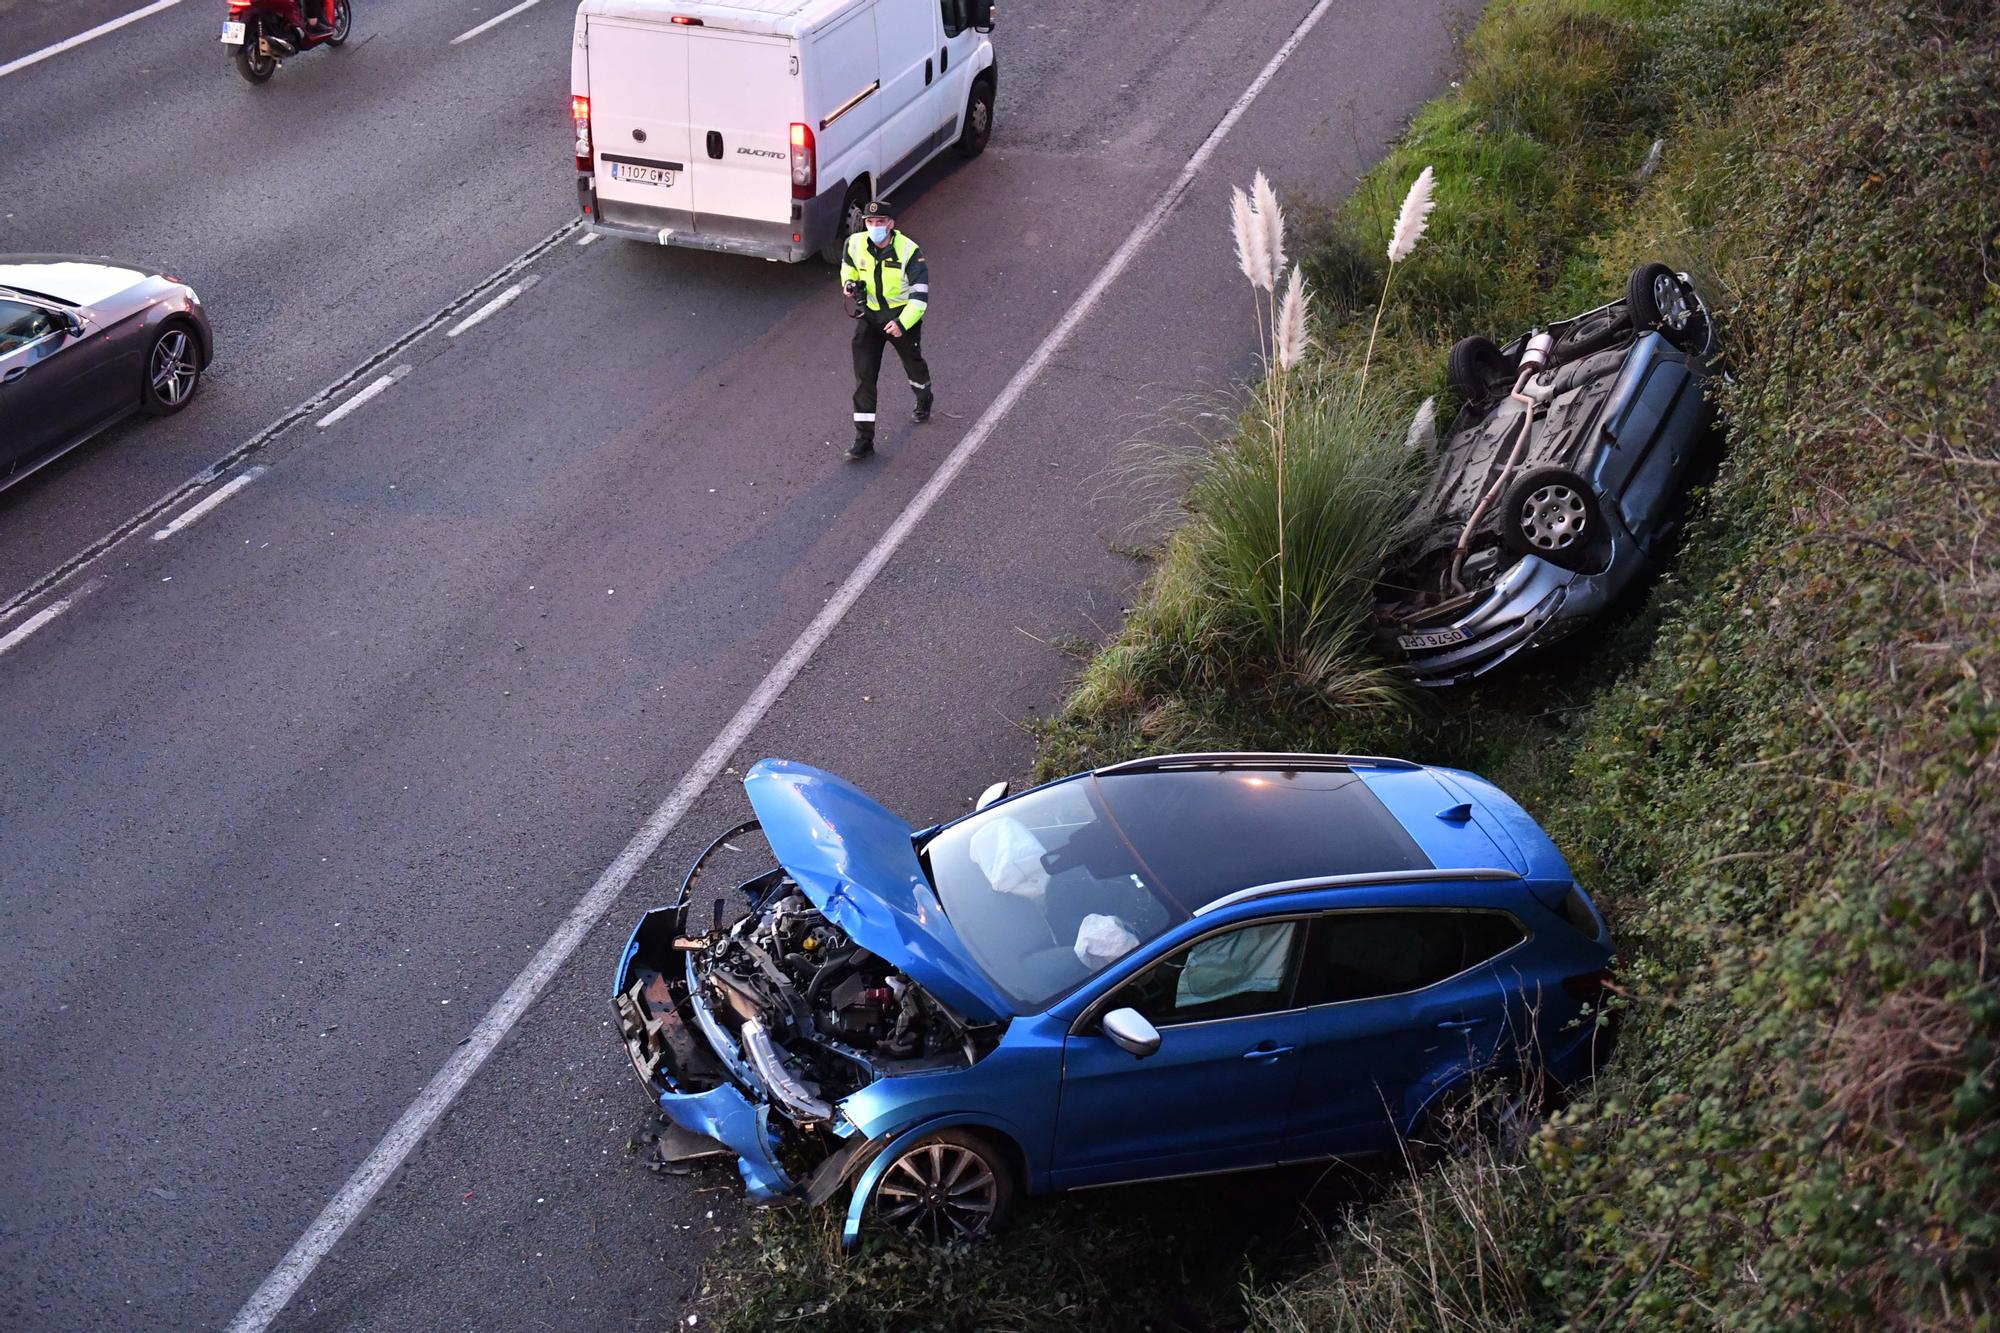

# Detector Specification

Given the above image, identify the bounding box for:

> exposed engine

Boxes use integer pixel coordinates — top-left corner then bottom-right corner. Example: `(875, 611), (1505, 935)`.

(620, 885), (977, 1130)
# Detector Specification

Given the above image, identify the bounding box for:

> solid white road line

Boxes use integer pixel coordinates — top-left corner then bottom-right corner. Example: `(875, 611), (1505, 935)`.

(576, 232), (598, 247)
(151, 467), (267, 542)
(450, 0), (543, 45)
(220, 1), (1348, 1328)
(316, 367), (409, 428)
(0, 0), (183, 81)
(446, 276), (536, 337)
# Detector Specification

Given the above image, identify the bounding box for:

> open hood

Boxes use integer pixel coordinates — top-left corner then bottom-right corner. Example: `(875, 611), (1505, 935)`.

(743, 760), (1013, 1024)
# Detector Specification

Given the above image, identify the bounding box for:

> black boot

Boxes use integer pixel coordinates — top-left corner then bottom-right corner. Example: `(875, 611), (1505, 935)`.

(845, 437), (874, 461)
(910, 391), (932, 424)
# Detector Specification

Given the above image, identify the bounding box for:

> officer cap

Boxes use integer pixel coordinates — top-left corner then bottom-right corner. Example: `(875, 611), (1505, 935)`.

(863, 199), (895, 218)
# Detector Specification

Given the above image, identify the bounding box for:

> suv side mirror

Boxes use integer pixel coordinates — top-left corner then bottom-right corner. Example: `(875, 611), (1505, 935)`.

(969, 0), (995, 32)
(974, 780), (1008, 811)
(1101, 1007), (1160, 1059)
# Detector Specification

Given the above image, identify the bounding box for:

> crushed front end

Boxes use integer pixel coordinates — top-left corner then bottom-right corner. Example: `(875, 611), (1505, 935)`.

(612, 823), (987, 1204)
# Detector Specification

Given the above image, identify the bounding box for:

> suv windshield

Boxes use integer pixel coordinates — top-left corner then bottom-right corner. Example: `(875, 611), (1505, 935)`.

(922, 777), (1182, 1009)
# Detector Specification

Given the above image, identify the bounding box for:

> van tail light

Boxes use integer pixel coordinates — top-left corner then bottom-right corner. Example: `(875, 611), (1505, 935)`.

(572, 95), (592, 172)
(789, 122), (815, 200)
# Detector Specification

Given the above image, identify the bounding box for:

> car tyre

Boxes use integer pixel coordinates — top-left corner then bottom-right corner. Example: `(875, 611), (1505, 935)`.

(821, 181), (871, 266)
(868, 1128), (1015, 1242)
(1408, 1071), (1540, 1167)
(955, 78), (994, 159)
(1626, 262), (1710, 354)
(1447, 335), (1510, 404)
(142, 322), (201, 416)
(1500, 465), (1600, 571)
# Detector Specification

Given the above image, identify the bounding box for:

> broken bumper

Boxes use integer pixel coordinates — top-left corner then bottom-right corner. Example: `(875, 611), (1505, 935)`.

(613, 908), (798, 1200)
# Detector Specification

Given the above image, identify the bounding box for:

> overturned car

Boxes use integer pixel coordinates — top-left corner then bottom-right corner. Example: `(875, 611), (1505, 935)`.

(615, 755), (1616, 1244)
(1374, 263), (1719, 686)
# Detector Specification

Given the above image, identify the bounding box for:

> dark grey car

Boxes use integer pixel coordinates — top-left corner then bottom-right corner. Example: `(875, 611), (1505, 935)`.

(0, 255), (214, 492)
(1373, 263), (1718, 686)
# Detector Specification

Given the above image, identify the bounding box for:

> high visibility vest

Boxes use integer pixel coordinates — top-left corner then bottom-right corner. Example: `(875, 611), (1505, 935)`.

(840, 230), (929, 328)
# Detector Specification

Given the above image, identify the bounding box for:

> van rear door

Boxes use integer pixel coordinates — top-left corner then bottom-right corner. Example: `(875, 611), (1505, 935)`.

(587, 16), (695, 221)
(684, 29), (795, 227)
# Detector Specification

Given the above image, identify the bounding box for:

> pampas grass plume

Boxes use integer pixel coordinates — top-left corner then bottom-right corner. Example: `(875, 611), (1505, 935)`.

(1387, 165), (1436, 264)
(1231, 186), (1272, 292)
(1275, 265), (1309, 371)
(1253, 171), (1286, 288)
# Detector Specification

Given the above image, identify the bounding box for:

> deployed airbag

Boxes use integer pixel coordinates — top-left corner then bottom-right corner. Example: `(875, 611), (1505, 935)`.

(1177, 922), (1292, 1006)
(969, 815), (1051, 899)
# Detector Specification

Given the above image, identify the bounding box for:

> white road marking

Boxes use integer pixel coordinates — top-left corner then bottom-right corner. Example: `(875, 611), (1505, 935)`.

(450, 0), (543, 45)
(222, 0), (1349, 1327)
(576, 232), (598, 247)
(316, 366), (410, 428)
(445, 275), (536, 337)
(0, 580), (102, 659)
(0, 222), (579, 633)
(0, 0), (182, 81)
(151, 467), (267, 542)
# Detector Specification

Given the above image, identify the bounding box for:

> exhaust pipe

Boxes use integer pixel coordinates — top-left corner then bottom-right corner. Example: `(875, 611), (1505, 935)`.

(1447, 331), (1553, 595)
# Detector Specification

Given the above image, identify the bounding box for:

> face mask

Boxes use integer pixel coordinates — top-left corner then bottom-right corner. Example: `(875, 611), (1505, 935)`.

(865, 224), (890, 245)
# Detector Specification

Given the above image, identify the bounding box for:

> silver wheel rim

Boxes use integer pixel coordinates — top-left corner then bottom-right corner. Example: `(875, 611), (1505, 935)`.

(334, 2), (351, 39)
(1520, 483), (1587, 550)
(1653, 272), (1693, 331)
(971, 99), (990, 137)
(150, 331), (196, 405)
(875, 1142), (997, 1242)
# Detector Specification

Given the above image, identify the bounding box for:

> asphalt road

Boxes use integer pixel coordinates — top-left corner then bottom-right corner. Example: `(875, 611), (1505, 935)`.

(0, 1), (1480, 1327)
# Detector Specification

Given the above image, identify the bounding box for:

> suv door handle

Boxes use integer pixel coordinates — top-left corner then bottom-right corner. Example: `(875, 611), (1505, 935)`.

(1242, 1043), (1294, 1060)
(1436, 1016), (1488, 1031)
(1, 366), (24, 383)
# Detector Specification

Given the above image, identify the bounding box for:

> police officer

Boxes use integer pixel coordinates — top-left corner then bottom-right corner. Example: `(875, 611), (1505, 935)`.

(840, 200), (932, 460)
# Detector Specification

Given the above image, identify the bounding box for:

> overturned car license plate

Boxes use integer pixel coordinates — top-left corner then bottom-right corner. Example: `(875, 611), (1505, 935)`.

(1398, 626), (1469, 652)
(610, 161), (677, 187)
(220, 20), (246, 43)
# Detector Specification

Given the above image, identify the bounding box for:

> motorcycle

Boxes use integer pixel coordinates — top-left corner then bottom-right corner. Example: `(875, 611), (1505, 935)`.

(220, 0), (351, 84)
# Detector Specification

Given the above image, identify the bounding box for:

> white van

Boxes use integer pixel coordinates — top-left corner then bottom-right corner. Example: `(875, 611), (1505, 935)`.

(570, 0), (996, 262)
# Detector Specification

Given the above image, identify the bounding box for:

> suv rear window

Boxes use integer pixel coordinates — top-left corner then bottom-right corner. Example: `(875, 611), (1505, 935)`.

(1307, 910), (1524, 1003)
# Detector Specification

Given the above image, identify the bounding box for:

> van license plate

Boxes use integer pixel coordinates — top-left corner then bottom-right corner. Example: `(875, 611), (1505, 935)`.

(1398, 627), (1468, 652)
(611, 162), (676, 187)
(221, 20), (246, 43)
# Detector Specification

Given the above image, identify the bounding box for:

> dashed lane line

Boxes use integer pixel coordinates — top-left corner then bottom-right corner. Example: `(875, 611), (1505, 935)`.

(446, 275), (537, 337)
(0, 0), (183, 81)
(151, 467), (267, 542)
(316, 366), (410, 428)
(451, 0), (544, 45)
(0, 219), (580, 632)
(221, 0), (1353, 1326)
(0, 579), (104, 660)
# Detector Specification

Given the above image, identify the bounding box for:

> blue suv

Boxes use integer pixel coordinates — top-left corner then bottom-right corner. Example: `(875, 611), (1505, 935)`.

(614, 754), (1615, 1244)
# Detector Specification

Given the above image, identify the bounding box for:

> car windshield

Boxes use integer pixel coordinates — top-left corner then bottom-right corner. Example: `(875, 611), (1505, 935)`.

(921, 777), (1183, 1010)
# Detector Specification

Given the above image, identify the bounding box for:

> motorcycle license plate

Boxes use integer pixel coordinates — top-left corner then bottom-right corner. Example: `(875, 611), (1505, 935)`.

(1398, 627), (1469, 652)
(610, 162), (676, 188)
(220, 20), (246, 43)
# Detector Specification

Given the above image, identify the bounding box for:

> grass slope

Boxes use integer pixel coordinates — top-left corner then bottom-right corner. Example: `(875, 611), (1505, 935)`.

(701, 1), (1997, 1326)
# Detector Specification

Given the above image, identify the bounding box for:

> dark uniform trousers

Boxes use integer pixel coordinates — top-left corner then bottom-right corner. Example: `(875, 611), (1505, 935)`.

(852, 314), (932, 444)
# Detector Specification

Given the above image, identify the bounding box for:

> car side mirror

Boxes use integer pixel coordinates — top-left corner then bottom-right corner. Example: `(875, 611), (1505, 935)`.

(1100, 1007), (1160, 1059)
(970, 0), (995, 32)
(62, 313), (84, 338)
(974, 781), (1009, 811)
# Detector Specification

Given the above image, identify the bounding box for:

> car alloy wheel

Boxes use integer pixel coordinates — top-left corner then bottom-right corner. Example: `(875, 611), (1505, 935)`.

(149, 330), (198, 407)
(1652, 271), (1694, 333)
(1519, 480), (1589, 552)
(874, 1138), (1001, 1242)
